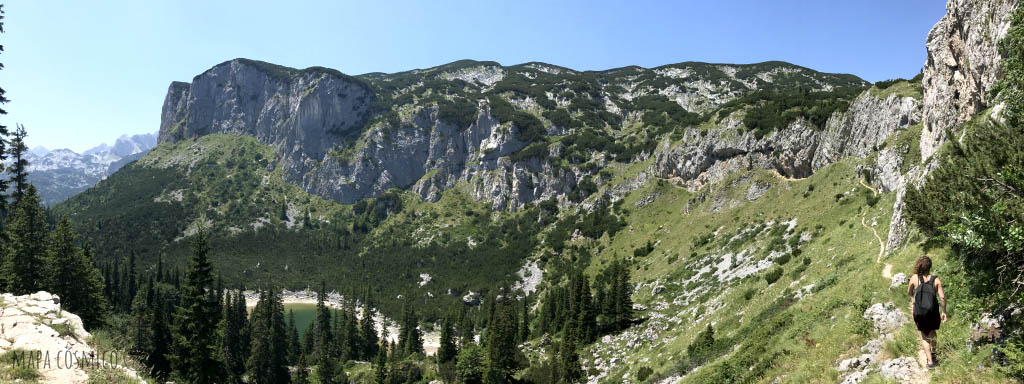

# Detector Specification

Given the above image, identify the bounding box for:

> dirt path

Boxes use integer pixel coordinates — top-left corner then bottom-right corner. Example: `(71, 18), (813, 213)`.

(860, 178), (879, 197)
(857, 179), (931, 382)
(882, 263), (893, 279)
(861, 211), (887, 264)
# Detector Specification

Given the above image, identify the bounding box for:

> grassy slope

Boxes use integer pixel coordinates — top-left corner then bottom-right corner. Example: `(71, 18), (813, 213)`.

(535, 154), (1014, 383)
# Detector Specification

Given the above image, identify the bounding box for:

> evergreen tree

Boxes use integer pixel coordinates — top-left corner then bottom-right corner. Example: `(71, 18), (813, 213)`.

(556, 332), (582, 384)
(221, 291), (245, 383)
(485, 294), (521, 384)
(341, 308), (360, 361)
(170, 229), (225, 383)
(294, 353), (310, 384)
(458, 306), (474, 348)
(359, 298), (379, 361)
(519, 297), (530, 343)
(45, 217), (107, 327)
(234, 290), (251, 364)
(397, 300), (423, 357)
(374, 340), (388, 384)
(5, 124), (28, 203)
(454, 343), (484, 384)
(246, 289), (290, 384)
(314, 282), (337, 384)
(127, 251), (138, 308)
(0, 5), (9, 219)
(3, 185), (46, 294)
(149, 288), (173, 381)
(438, 313), (457, 364)
(687, 324), (715, 363)
(130, 280), (153, 363)
(287, 309), (301, 365)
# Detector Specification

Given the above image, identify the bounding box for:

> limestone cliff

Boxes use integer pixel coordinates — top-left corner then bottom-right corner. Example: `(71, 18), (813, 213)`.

(885, 0), (1019, 255)
(158, 59), (874, 211)
(921, 0), (1018, 160)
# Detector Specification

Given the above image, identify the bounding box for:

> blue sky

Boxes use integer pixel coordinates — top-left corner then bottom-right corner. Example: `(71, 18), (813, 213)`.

(1, 1), (946, 153)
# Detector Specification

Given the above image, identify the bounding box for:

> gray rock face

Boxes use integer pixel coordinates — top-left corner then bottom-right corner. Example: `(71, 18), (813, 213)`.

(813, 93), (921, 172)
(155, 58), (892, 211)
(652, 92), (921, 192)
(890, 273), (908, 289)
(864, 302), (907, 336)
(920, 0), (1018, 161)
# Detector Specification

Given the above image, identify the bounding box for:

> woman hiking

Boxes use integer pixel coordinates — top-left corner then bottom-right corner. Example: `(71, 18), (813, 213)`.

(906, 255), (947, 369)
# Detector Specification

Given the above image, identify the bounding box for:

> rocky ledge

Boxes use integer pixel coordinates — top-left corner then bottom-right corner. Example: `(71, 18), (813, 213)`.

(0, 291), (143, 383)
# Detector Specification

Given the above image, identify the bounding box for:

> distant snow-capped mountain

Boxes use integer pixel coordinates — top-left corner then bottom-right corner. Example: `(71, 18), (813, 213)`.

(4, 133), (158, 205)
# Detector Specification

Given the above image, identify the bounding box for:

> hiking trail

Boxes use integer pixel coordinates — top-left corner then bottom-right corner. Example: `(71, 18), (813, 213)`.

(859, 179), (931, 383)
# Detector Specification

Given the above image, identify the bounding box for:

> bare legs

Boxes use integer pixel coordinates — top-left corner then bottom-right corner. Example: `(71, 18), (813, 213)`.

(920, 330), (937, 366)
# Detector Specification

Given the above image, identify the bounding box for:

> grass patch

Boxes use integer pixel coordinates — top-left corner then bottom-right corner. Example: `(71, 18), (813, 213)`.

(884, 324), (920, 358)
(0, 349), (41, 382)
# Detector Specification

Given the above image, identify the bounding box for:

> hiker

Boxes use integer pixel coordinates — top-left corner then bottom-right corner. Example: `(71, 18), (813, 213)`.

(906, 255), (947, 368)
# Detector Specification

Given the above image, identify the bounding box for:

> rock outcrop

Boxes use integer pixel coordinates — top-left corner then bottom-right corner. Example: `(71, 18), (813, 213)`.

(884, 0), (1017, 254)
(0, 291), (144, 383)
(920, 0), (1018, 160)
(652, 92), (921, 192)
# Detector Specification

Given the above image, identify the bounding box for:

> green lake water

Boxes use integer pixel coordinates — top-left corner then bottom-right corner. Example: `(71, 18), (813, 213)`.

(279, 303), (342, 336)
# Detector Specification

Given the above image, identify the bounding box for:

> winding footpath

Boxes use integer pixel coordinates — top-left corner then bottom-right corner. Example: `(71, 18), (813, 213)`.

(859, 179), (931, 384)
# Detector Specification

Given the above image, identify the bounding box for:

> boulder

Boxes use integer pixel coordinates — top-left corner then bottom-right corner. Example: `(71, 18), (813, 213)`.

(863, 302), (907, 335)
(890, 273), (908, 289)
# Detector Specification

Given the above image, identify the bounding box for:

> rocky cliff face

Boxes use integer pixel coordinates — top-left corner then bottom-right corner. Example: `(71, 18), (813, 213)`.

(921, 0), (1018, 160)
(883, 0), (1018, 255)
(158, 59), (872, 210)
(652, 92), (921, 192)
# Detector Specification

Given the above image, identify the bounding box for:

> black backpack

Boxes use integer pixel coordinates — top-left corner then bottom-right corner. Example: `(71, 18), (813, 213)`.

(914, 275), (939, 318)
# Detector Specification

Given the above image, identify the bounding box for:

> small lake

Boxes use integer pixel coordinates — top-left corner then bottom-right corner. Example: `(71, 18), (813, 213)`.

(280, 303), (341, 336)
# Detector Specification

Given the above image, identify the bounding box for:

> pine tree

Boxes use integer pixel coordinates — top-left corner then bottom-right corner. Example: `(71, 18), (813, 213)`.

(221, 291), (245, 383)
(438, 313), (457, 364)
(5, 124), (28, 203)
(374, 340), (388, 384)
(170, 229), (225, 383)
(294, 353), (310, 384)
(359, 300), (379, 361)
(130, 280), (153, 363)
(342, 308), (360, 362)
(246, 289), (290, 384)
(287, 309), (301, 365)
(127, 251), (138, 308)
(556, 331), (582, 384)
(314, 283), (337, 384)
(455, 342), (485, 384)
(149, 288), (172, 381)
(519, 297), (530, 343)
(3, 185), (46, 294)
(568, 270), (596, 344)
(485, 294), (521, 384)
(0, 5), (9, 220)
(44, 217), (107, 327)
(234, 290), (251, 363)
(458, 306), (474, 348)
(397, 300), (423, 357)
(156, 255), (164, 283)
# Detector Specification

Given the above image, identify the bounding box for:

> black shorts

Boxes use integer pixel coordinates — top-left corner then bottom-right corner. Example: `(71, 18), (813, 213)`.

(914, 311), (941, 334)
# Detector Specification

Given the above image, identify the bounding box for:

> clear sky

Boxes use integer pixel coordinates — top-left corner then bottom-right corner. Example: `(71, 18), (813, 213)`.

(1, 0), (946, 153)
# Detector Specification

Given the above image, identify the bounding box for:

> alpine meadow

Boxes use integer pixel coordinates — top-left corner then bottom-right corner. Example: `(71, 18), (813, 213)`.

(1, 1), (1024, 383)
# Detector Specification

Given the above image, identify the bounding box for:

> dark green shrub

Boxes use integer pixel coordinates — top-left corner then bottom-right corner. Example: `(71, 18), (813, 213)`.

(776, 253), (791, 265)
(764, 267), (783, 285)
